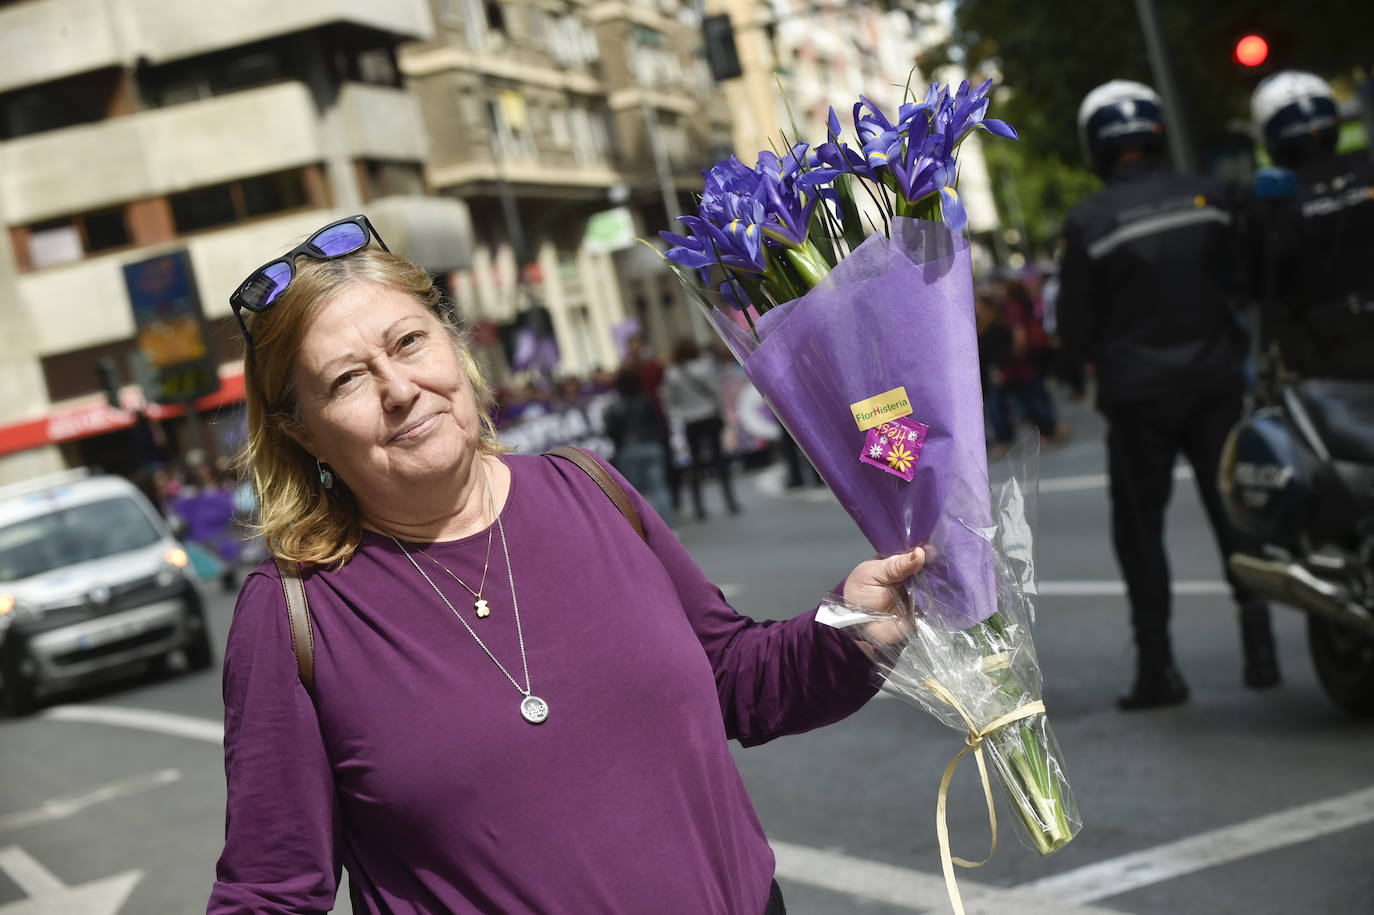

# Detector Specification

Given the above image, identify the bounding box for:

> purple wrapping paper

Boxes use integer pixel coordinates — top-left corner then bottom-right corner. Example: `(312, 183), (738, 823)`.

(712, 218), (997, 628)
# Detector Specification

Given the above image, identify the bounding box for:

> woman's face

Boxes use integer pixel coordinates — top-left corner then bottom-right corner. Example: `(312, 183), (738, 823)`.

(289, 282), (481, 500)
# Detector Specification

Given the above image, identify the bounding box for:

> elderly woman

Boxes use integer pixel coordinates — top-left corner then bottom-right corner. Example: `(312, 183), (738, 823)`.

(208, 215), (924, 914)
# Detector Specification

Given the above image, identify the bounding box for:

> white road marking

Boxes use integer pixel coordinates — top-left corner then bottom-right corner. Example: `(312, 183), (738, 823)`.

(1038, 580), (1228, 597)
(1038, 464), (1193, 494)
(43, 705), (224, 744)
(0, 770), (181, 834)
(0, 846), (141, 915)
(770, 840), (1127, 914)
(1014, 784), (1374, 904)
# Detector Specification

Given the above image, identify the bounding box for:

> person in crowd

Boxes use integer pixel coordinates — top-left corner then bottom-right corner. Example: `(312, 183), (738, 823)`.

(661, 337), (741, 520)
(975, 288), (1014, 453)
(1058, 80), (1278, 711)
(996, 278), (1068, 446)
(622, 332), (676, 509)
(1245, 70), (1374, 380)
(208, 214), (925, 914)
(603, 366), (673, 523)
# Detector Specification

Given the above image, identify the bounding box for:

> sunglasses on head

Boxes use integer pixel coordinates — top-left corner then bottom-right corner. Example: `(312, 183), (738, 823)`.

(230, 214), (390, 361)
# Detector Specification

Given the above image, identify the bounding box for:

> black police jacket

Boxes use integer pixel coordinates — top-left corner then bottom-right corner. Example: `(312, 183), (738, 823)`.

(1245, 152), (1374, 378)
(1058, 160), (1245, 408)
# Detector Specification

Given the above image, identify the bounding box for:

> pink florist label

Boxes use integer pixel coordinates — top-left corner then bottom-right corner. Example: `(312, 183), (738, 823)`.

(860, 416), (929, 482)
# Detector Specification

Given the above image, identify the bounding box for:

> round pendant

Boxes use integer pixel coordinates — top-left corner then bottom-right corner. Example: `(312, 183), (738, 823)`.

(520, 695), (549, 725)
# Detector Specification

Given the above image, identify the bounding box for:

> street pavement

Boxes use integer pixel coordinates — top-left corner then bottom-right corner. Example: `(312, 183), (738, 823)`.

(1, 394), (1372, 914)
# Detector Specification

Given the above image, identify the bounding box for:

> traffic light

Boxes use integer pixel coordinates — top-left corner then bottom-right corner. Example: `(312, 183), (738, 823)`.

(1233, 34), (1269, 68)
(702, 14), (742, 82)
(96, 357), (122, 410)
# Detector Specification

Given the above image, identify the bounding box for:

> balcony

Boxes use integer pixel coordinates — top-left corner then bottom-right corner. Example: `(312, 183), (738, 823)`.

(0, 0), (434, 96)
(0, 0), (122, 95)
(2, 83), (322, 225)
(338, 84), (428, 162)
(121, 0), (434, 64)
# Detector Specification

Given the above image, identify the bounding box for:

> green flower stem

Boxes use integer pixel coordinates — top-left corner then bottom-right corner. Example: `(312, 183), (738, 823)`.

(785, 240), (831, 290)
(968, 612), (1075, 856)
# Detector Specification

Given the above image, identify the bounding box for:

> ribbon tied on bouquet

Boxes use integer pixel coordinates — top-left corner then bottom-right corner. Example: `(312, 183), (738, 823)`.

(924, 671), (1046, 915)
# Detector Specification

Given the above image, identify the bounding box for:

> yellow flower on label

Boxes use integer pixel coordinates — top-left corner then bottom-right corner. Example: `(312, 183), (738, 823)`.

(887, 442), (915, 475)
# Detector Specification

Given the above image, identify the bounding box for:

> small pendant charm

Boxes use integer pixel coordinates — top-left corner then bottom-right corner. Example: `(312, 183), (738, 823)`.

(520, 695), (549, 725)
(474, 598), (490, 618)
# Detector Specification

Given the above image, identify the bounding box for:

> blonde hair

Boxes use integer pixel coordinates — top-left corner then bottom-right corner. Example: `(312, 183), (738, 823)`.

(241, 248), (501, 567)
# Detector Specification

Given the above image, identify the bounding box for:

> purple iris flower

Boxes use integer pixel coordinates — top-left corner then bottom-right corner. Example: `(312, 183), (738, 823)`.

(662, 155), (775, 285)
(942, 79), (1018, 143)
(755, 144), (821, 248)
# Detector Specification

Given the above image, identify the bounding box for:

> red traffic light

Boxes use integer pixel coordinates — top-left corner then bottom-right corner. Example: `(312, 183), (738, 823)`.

(1233, 34), (1269, 67)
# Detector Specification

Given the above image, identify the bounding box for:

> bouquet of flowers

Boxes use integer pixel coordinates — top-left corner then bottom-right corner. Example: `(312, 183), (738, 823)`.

(660, 78), (1080, 910)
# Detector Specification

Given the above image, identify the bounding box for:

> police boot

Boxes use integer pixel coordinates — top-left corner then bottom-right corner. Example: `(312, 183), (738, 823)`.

(1118, 640), (1189, 711)
(1240, 601), (1281, 690)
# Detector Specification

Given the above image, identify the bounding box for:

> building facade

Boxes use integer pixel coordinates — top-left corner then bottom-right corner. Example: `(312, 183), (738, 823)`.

(0, 0), (472, 484)
(400, 0), (734, 378)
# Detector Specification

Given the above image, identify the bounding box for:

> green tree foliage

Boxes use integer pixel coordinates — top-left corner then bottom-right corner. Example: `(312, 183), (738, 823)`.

(935, 0), (1374, 254)
(952, 0), (1373, 165)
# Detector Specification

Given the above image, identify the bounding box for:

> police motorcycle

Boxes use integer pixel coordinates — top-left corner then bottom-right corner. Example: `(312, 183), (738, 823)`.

(1218, 73), (1374, 716)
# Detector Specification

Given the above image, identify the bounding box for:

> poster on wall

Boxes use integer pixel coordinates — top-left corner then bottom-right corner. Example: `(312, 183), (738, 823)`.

(123, 250), (220, 404)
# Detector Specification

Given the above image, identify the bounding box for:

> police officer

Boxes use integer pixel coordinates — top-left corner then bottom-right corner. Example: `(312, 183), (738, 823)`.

(1247, 71), (1374, 379)
(1058, 80), (1279, 710)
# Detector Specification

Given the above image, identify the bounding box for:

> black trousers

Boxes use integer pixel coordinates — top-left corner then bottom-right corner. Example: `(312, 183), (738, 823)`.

(1104, 389), (1257, 666)
(763, 878), (786, 915)
(683, 415), (739, 517)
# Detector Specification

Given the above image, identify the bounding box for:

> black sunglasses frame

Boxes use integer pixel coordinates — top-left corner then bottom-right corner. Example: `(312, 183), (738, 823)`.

(229, 214), (390, 362)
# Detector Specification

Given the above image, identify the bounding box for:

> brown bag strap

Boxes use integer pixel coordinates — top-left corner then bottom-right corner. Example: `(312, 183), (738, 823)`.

(544, 445), (647, 541)
(273, 556), (317, 700)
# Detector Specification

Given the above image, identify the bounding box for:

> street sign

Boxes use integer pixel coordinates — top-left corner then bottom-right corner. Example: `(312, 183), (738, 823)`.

(582, 206), (636, 254)
(122, 250), (220, 405)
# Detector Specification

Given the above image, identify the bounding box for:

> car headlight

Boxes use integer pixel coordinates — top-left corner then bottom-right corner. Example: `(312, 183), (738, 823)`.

(0, 593), (38, 628)
(156, 548), (193, 588)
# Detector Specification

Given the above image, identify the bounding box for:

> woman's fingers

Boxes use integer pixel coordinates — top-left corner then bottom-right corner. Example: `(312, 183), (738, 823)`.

(877, 546), (926, 585)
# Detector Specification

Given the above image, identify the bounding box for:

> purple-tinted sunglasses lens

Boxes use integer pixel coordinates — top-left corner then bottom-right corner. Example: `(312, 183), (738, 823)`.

(311, 223), (369, 257)
(243, 261), (293, 309)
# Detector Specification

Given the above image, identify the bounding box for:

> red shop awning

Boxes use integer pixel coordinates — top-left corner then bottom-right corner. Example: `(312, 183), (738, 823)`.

(0, 371), (246, 457)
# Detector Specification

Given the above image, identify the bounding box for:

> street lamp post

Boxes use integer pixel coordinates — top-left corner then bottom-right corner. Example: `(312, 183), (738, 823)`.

(1133, 0), (1194, 173)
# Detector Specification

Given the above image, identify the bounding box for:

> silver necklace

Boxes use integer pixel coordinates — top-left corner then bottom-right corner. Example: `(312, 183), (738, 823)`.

(391, 473), (549, 725)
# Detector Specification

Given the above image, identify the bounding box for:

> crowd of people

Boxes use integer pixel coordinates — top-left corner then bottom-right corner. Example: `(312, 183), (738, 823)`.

(137, 452), (264, 588)
(975, 270), (1077, 457)
(492, 332), (768, 526)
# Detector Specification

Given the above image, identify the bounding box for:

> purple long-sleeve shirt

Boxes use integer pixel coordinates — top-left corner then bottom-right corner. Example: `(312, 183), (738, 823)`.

(209, 453), (878, 914)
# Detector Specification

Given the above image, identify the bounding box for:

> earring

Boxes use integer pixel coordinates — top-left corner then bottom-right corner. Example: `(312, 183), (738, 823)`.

(317, 459), (334, 491)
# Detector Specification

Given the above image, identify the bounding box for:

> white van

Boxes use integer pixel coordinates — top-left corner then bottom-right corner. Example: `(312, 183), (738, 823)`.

(0, 469), (213, 715)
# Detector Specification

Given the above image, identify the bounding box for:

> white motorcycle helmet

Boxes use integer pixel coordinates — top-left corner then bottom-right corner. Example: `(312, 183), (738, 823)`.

(1077, 80), (1167, 177)
(1250, 71), (1340, 168)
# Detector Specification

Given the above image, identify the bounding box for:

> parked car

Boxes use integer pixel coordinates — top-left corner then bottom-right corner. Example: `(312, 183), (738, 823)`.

(0, 468), (213, 715)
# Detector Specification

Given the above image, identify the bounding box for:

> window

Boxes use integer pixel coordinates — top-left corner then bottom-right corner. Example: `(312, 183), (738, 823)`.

(26, 223), (84, 269)
(170, 183), (237, 233)
(361, 160), (426, 199)
(84, 208), (132, 253)
(170, 167), (314, 234)
(485, 0), (506, 33)
(241, 170), (308, 218)
(21, 207), (132, 270)
(0, 69), (114, 140)
(356, 48), (399, 87)
(550, 109), (571, 150)
(142, 41), (290, 108)
(0, 497), (161, 581)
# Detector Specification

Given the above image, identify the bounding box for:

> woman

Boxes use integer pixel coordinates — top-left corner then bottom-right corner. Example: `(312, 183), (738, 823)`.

(661, 337), (740, 520)
(209, 215), (925, 914)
